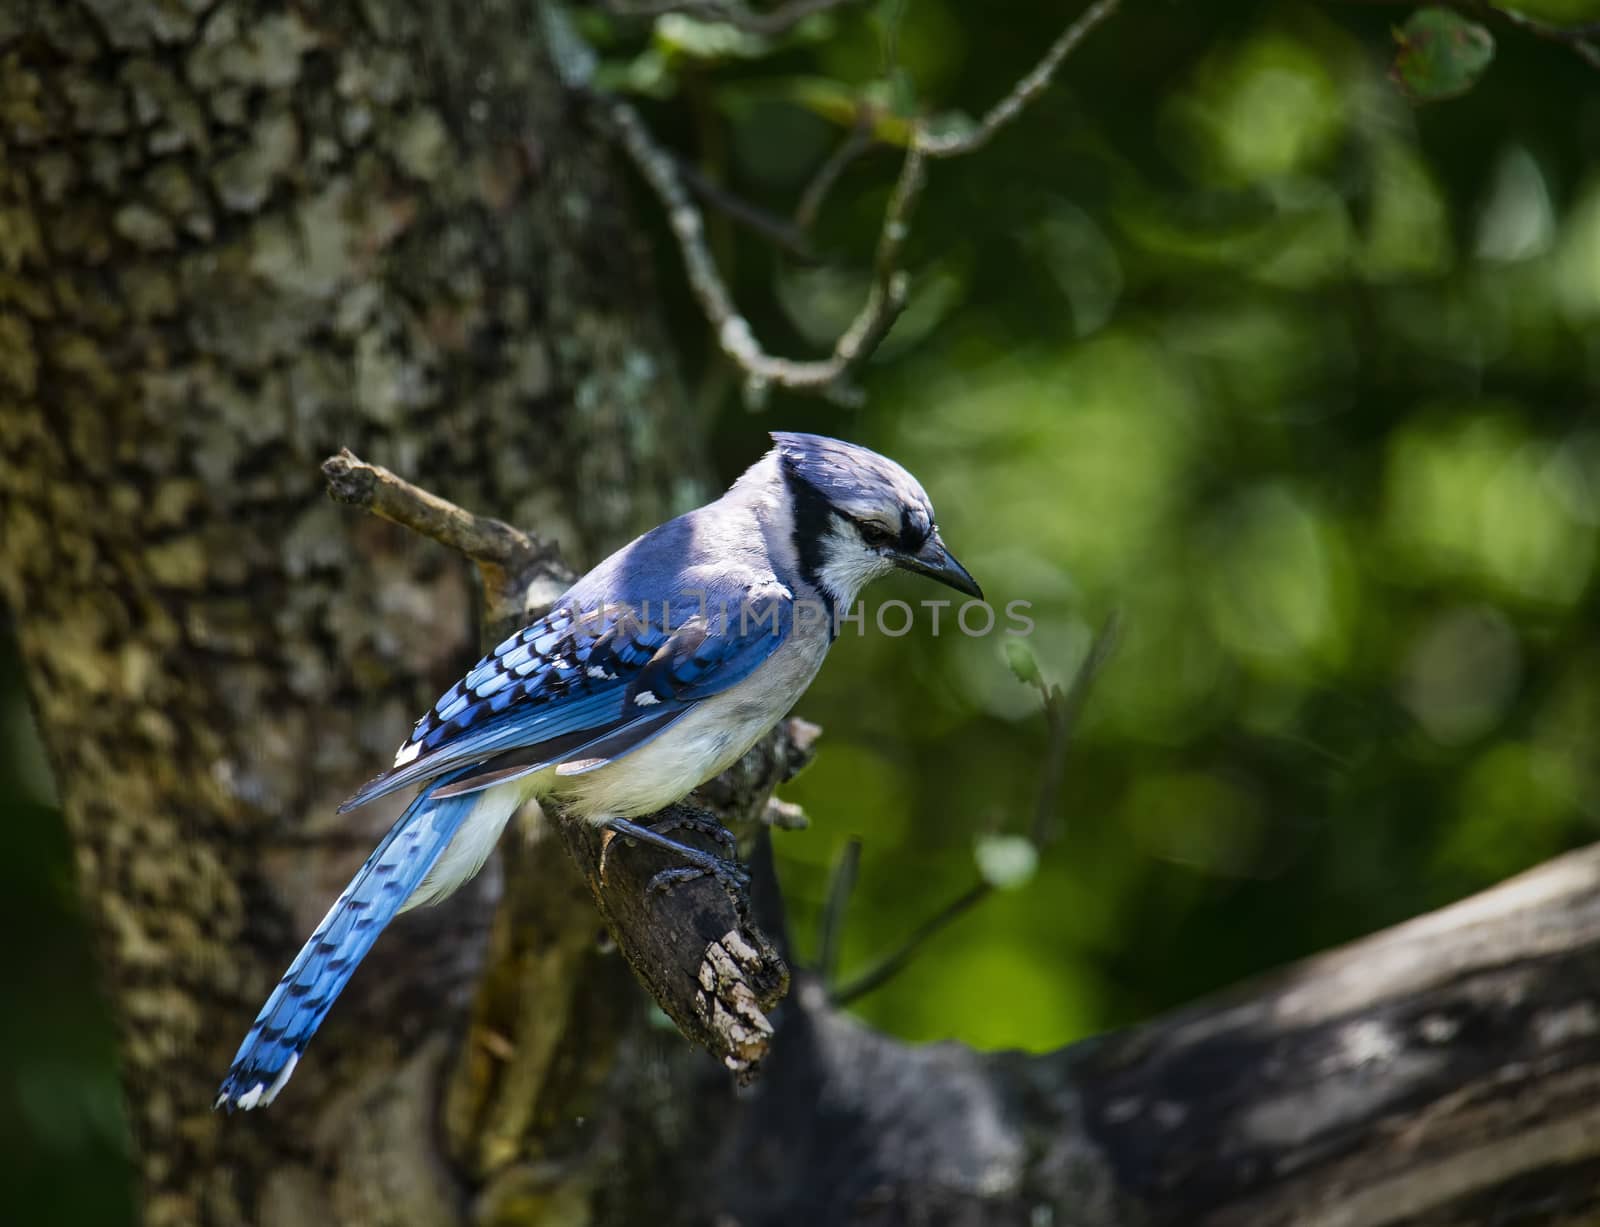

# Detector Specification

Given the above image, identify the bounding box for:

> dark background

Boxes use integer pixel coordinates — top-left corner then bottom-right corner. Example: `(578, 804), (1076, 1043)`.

(5, 0), (1599, 1220)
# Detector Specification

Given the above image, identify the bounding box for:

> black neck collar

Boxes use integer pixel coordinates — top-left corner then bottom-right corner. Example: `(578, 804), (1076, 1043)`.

(780, 457), (838, 630)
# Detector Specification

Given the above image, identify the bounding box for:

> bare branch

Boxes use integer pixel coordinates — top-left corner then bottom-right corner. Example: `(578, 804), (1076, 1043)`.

(831, 882), (989, 1007)
(322, 447), (544, 572)
(817, 837), (861, 986)
(600, 97), (914, 404)
(831, 615), (1120, 1007)
(674, 154), (818, 262)
(1030, 611), (1120, 847)
(599, 0), (862, 38)
(792, 113), (876, 231)
(918, 0), (1124, 159)
(322, 448), (570, 637)
(552, 796), (791, 1079)
(1470, 2), (1600, 69)
(593, 0), (1122, 404)
(718, 842), (1600, 1226)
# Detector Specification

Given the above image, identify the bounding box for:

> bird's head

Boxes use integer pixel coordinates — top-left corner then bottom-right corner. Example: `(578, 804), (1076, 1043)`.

(770, 431), (982, 608)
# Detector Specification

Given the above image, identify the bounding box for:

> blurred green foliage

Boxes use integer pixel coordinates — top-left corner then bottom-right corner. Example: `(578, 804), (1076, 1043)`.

(669, 0), (1600, 1045)
(5, 0), (1600, 1216)
(0, 650), (133, 1222)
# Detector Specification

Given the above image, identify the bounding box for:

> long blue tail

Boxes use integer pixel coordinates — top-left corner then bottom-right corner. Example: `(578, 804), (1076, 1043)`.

(215, 769), (477, 1111)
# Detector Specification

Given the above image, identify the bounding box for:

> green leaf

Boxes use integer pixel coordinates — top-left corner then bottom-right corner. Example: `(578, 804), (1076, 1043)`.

(591, 48), (678, 99)
(974, 833), (1039, 891)
(1004, 638), (1043, 688)
(656, 15), (770, 62)
(1392, 8), (1495, 102)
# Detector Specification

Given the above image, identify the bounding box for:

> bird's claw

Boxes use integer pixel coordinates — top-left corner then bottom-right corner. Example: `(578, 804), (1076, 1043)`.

(646, 857), (750, 902)
(648, 812), (738, 856)
(599, 815), (749, 905)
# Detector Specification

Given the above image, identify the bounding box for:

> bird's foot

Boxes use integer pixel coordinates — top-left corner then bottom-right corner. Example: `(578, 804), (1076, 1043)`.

(644, 861), (749, 899)
(645, 811), (739, 856)
(600, 815), (749, 903)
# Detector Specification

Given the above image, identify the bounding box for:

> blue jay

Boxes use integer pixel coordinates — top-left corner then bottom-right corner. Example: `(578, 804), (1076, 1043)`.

(216, 432), (980, 1110)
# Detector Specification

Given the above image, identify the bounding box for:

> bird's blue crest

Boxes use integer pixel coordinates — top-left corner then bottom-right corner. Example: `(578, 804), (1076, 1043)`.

(770, 432), (934, 547)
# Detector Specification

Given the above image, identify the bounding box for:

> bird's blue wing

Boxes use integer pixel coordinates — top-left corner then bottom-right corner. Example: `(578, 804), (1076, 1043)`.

(339, 594), (792, 812)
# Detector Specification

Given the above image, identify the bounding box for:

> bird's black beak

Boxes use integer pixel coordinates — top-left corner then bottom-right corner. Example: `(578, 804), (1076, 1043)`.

(897, 533), (983, 600)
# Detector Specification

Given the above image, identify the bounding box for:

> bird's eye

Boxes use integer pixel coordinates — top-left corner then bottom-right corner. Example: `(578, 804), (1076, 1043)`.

(858, 520), (895, 548)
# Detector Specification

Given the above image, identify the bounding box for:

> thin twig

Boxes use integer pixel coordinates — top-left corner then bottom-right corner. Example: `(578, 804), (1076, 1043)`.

(599, 0), (861, 37)
(601, 96), (919, 403)
(830, 615), (1121, 1007)
(593, 0), (1123, 404)
(674, 154), (818, 261)
(831, 883), (989, 1007)
(792, 114), (876, 232)
(1031, 611), (1121, 848)
(1473, 2), (1600, 69)
(918, 0), (1123, 159)
(817, 837), (861, 986)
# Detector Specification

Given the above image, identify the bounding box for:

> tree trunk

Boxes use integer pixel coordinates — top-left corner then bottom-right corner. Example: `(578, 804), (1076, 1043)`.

(6, 4), (1600, 1227)
(0, 2), (701, 1222)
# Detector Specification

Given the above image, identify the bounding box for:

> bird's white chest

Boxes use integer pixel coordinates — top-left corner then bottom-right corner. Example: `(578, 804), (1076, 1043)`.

(550, 629), (830, 820)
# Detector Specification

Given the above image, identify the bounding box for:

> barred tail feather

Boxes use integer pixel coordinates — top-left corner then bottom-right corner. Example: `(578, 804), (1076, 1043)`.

(215, 769), (520, 1112)
(402, 775), (534, 912)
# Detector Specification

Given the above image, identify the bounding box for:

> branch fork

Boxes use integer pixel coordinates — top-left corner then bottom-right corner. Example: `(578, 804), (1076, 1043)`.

(583, 0), (1124, 405)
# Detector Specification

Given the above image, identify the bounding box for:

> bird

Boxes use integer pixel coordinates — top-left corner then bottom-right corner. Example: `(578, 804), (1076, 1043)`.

(215, 431), (981, 1111)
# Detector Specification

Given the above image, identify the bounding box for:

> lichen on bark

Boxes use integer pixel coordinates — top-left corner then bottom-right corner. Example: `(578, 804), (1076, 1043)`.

(0, 1), (697, 1222)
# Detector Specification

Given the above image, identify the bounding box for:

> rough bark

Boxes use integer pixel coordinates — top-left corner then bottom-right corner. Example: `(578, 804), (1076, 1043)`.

(0, 1), (703, 1222)
(703, 845), (1600, 1227)
(6, 3), (1600, 1227)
